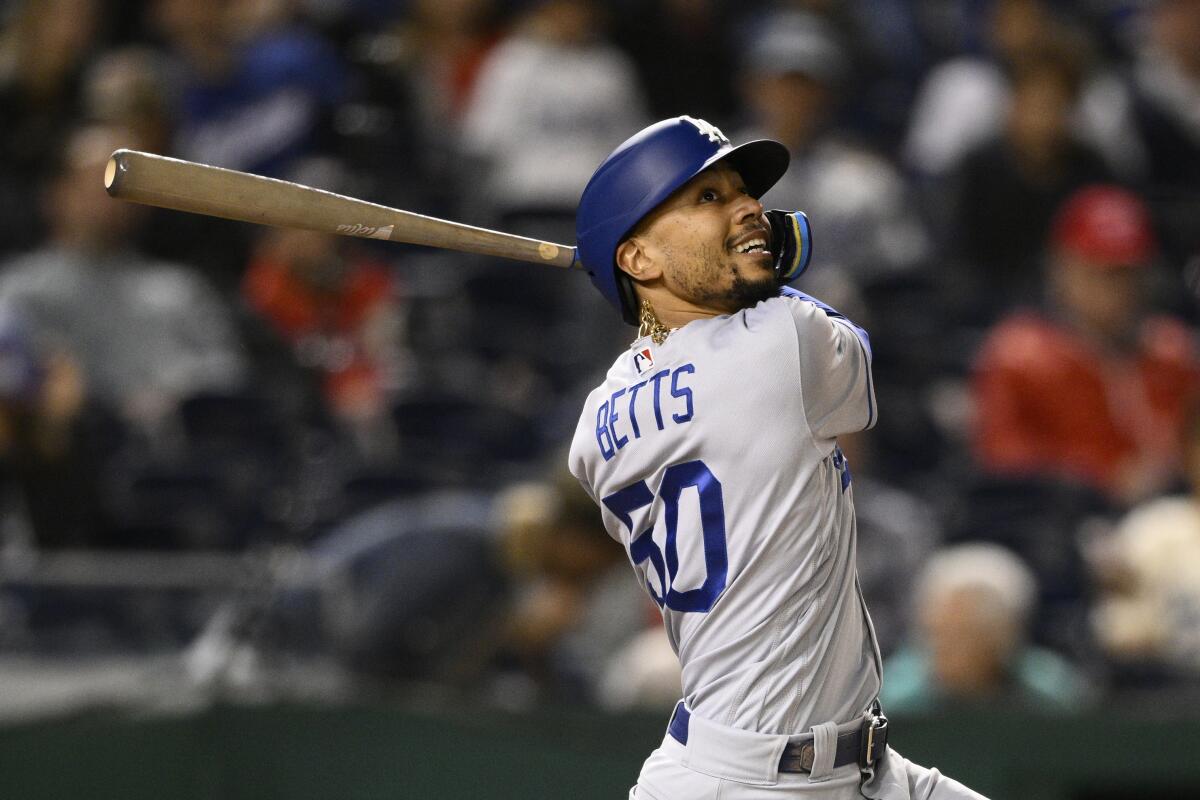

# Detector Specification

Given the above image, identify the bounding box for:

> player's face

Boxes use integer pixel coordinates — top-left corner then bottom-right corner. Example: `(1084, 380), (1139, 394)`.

(634, 164), (777, 313)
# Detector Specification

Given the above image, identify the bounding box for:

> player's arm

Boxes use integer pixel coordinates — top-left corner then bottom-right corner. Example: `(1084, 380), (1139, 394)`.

(780, 286), (876, 441)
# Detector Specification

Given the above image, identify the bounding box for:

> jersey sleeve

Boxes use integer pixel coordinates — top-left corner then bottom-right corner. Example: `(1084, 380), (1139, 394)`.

(779, 287), (876, 442)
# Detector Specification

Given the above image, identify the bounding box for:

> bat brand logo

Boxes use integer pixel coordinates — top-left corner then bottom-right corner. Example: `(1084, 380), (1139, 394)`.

(683, 116), (729, 146)
(633, 347), (654, 374)
(336, 223), (394, 240)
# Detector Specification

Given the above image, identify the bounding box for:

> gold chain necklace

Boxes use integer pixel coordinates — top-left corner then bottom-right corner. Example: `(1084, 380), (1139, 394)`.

(638, 299), (671, 345)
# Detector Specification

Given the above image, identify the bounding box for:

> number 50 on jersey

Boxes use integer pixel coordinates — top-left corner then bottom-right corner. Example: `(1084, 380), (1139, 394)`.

(603, 460), (728, 613)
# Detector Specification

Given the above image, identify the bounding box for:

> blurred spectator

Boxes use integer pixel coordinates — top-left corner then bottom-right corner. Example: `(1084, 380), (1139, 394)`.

(0, 0), (102, 256)
(835, 0), (929, 147)
(150, 0), (347, 176)
(904, 0), (1135, 179)
(0, 125), (247, 434)
(494, 472), (657, 703)
(77, 45), (199, 273)
(81, 46), (173, 156)
(0, 306), (119, 550)
(971, 185), (1200, 506)
(139, 0), (348, 288)
(1124, 0), (1200, 267)
(882, 543), (1093, 713)
(1089, 403), (1200, 682)
(459, 0), (648, 226)
(612, 0), (736, 122)
(735, 9), (931, 286)
(946, 45), (1114, 320)
(240, 160), (408, 459)
(215, 489), (505, 686)
(328, 0), (499, 215)
(454, 0), (647, 420)
(837, 428), (940, 657)
(1126, 0), (1200, 187)
(390, 0), (500, 126)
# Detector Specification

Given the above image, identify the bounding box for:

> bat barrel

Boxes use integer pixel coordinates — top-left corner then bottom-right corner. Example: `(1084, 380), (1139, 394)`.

(104, 149), (580, 270)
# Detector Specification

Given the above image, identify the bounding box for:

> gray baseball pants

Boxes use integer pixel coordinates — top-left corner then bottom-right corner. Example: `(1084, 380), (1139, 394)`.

(629, 713), (988, 799)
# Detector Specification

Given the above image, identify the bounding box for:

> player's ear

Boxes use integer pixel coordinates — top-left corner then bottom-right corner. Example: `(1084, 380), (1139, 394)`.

(616, 236), (661, 282)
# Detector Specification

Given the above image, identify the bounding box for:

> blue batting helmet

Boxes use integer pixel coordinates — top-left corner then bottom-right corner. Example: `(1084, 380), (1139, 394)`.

(575, 116), (791, 325)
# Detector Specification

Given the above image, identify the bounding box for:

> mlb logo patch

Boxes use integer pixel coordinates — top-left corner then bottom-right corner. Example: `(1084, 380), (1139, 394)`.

(633, 347), (654, 374)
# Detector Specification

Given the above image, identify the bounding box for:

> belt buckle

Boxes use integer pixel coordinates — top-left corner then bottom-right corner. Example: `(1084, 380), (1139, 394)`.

(861, 712), (888, 767)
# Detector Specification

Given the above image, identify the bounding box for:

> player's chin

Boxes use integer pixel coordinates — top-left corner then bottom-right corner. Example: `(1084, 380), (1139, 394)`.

(726, 266), (779, 310)
(727, 250), (774, 281)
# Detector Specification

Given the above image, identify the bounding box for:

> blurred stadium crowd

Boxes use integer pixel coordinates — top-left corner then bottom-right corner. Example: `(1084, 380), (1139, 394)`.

(1, 0), (1199, 718)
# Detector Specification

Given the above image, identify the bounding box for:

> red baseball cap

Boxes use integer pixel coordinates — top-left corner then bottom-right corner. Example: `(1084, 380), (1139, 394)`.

(1050, 185), (1157, 267)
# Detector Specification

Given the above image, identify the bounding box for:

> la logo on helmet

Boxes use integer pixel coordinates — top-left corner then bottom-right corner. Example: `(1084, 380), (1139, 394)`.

(684, 116), (729, 146)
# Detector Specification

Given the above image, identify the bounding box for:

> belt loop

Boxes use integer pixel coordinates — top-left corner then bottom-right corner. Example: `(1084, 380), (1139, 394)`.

(668, 702), (690, 745)
(806, 720), (839, 782)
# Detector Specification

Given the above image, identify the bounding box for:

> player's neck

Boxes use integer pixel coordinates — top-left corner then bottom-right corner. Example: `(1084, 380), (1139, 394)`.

(637, 291), (726, 336)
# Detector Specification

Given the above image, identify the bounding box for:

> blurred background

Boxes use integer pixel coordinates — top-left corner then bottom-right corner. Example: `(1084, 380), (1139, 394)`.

(0, 0), (1198, 797)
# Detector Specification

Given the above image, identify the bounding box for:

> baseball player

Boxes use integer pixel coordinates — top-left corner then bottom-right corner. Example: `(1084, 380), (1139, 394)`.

(568, 117), (987, 799)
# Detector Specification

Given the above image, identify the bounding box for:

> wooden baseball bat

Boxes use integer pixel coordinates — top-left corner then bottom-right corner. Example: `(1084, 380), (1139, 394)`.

(104, 149), (580, 269)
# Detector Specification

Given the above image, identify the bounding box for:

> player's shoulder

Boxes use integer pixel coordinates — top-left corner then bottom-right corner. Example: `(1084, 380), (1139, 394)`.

(708, 287), (814, 337)
(568, 365), (626, 486)
(574, 289), (836, 409)
(766, 285), (866, 341)
(569, 353), (637, 440)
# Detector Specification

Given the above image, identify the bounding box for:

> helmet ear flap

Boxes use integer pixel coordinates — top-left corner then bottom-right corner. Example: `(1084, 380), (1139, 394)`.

(616, 271), (641, 326)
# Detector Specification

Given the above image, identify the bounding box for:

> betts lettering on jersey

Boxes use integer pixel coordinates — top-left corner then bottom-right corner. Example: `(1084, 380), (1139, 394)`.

(633, 347), (654, 374)
(596, 363), (696, 461)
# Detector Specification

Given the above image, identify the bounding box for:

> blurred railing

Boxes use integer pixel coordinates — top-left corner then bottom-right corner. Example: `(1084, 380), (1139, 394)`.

(1, 701), (1199, 799)
(0, 546), (325, 591)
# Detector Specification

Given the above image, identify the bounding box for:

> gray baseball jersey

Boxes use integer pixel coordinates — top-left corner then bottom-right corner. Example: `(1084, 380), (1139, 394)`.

(569, 287), (882, 735)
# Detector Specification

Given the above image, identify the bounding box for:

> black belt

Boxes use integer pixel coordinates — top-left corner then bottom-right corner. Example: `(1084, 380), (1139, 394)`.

(667, 702), (889, 774)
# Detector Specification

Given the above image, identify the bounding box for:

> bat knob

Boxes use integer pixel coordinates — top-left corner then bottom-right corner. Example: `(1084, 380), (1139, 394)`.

(104, 150), (131, 196)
